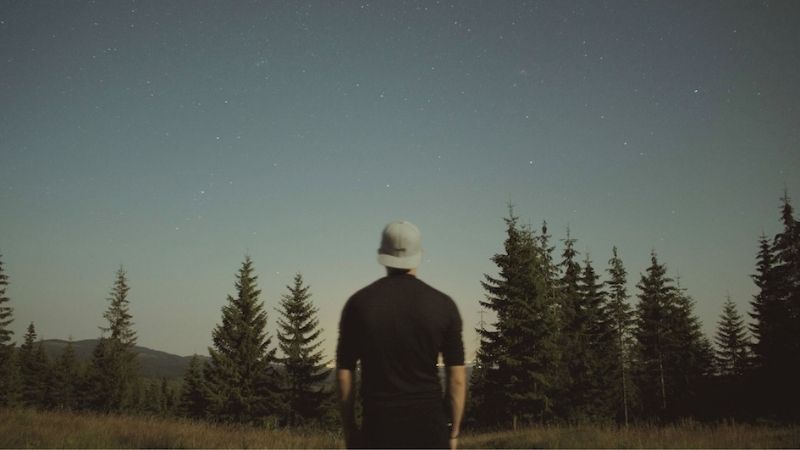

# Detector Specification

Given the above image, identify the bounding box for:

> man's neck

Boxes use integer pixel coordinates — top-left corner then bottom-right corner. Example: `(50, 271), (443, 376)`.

(386, 267), (417, 277)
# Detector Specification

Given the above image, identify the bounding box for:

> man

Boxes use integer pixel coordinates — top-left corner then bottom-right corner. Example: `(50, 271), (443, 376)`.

(336, 220), (466, 449)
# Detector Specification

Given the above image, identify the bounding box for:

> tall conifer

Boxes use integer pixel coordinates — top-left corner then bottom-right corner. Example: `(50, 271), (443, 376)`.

(179, 354), (209, 419)
(204, 256), (281, 423)
(19, 322), (49, 407)
(276, 273), (330, 426)
(761, 192), (800, 418)
(554, 228), (583, 419)
(633, 251), (675, 418)
(536, 221), (561, 313)
(0, 254), (12, 356)
(633, 253), (712, 419)
(714, 295), (750, 377)
(472, 208), (524, 426)
(606, 247), (634, 425)
(749, 233), (777, 369)
(668, 283), (713, 416)
(0, 254), (18, 406)
(473, 208), (559, 427)
(51, 339), (81, 410)
(577, 256), (616, 420)
(85, 267), (138, 412)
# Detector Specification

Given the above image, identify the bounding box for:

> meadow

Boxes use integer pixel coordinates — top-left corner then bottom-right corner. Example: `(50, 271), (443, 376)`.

(2, 408), (799, 449)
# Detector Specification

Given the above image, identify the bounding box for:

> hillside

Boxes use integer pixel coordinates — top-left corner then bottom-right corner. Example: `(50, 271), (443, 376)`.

(41, 339), (473, 383)
(41, 339), (208, 380)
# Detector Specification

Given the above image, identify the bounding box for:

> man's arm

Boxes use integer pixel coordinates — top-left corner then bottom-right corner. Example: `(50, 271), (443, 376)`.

(337, 368), (358, 447)
(446, 365), (467, 449)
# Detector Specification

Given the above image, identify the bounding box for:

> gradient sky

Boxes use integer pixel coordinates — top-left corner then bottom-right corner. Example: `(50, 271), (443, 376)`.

(1, 0), (798, 362)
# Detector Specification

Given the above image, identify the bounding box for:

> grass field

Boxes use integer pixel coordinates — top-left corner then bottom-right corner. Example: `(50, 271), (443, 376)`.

(3, 408), (800, 448)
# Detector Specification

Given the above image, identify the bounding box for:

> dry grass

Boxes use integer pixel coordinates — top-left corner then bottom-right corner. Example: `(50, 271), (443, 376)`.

(0, 408), (342, 448)
(459, 421), (800, 448)
(3, 408), (800, 449)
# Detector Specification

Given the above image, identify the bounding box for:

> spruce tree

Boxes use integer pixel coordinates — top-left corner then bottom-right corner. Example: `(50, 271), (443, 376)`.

(472, 209), (524, 427)
(714, 295), (750, 377)
(760, 192), (800, 418)
(535, 221), (561, 314)
(633, 253), (712, 419)
(633, 251), (675, 418)
(749, 233), (777, 371)
(577, 256), (617, 420)
(0, 254), (12, 356)
(605, 247), (634, 425)
(473, 208), (559, 428)
(179, 354), (209, 419)
(667, 282), (713, 416)
(160, 378), (177, 416)
(144, 380), (162, 415)
(276, 273), (330, 426)
(504, 226), (559, 426)
(204, 256), (281, 423)
(85, 267), (139, 412)
(0, 254), (18, 406)
(558, 228), (582, 323)
(51, 339), (81, 410)
(19, 322), (49, 407)
(554, 227), (583, 420)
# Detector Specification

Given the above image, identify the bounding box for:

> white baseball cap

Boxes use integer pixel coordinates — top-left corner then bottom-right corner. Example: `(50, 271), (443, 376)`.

(377, 220), (423, 269)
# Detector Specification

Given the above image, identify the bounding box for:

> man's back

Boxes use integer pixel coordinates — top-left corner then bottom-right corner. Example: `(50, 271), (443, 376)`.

(337, 273), (464, 407)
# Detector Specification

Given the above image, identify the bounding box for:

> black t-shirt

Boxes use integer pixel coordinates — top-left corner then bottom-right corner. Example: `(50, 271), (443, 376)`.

(336, 273), (465, 407)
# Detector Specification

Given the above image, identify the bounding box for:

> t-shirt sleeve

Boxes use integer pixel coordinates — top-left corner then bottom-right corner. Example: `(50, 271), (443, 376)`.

(441, 298), (465, 366)
(336, 298), (359, 370)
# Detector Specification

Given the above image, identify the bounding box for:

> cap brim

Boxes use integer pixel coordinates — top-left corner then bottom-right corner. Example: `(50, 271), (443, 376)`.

(377, 251), (422, 269)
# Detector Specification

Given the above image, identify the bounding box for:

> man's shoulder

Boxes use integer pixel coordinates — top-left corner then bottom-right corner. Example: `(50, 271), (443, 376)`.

(349, 277), (386, 299)
(412, 277), (454, 303)
(349, 276), (452, 300)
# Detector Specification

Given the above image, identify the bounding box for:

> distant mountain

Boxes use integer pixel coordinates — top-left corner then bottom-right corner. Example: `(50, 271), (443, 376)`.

(41, 339), (208, 380)
(41, 339), (474, 384)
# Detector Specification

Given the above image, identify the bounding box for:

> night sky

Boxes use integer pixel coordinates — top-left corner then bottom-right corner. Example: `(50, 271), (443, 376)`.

(2, 1), (799, 361)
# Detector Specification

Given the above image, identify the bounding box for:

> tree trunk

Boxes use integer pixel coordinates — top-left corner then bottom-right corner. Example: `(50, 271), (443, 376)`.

(658, 352), (667, 411)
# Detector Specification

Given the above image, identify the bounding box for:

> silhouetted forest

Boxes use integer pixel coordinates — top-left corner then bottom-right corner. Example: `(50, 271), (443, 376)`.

(469, 191), (800, 428)
(0, 191), (798, 430)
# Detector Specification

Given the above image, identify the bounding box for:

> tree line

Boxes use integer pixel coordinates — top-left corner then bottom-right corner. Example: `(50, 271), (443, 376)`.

(0, 258), (334, 427)
(0, 190), (798, 428)
(469, 191), (799, 428)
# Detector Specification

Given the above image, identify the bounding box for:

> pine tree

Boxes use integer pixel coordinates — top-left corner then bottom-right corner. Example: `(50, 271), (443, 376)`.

(633, 252), (712, 420)
(471, 209), (524, 427)
(0, 254), (12, 355)
(179, 354), (209, 419)
(505, 226), (560, 426)
(144, 380), (162, 415)
(51, 339), (81, 410)
(160, 378), (177, 416)
(577, 256), (617, 420)
(667, 282), (713, 417)
(554, 227), (583, 420)
(276, 273), (330, 426)
(605, 247), (634, 425)
(756, 191), (800, 418)
(472, 208), (559, 428)
(536, 221), (561, 315)
(633, 251), (675, 418)
(558, 228), (582, 324)
(19, 322), (49, 408)
(85, 267), (139, 412)
(749, 233), (777, 370)
(204, 256), (281, 423)
(714, 295), (751, 377)
(0, 254), (19, 406)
